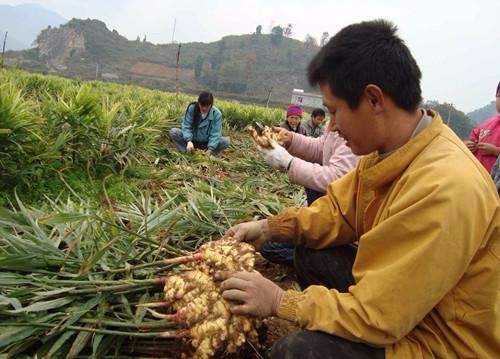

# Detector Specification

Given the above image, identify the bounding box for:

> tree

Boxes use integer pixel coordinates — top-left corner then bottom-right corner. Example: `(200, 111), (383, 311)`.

(284, 24), (293, 37)
(143, 35), (147, 42)
(245, 51), (257, 81)
(304, 34), (318, 49)
(424, 101), (474, 139)
(320, 32), (329, 46)
(255, 25), (262, 35)
(194, 55), (204, 80)
(135, 35), (140, 42)
(271, 26), (284, 46)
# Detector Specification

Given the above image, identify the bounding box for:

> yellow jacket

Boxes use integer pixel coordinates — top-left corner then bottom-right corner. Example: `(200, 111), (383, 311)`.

(269, 112), (500, 358)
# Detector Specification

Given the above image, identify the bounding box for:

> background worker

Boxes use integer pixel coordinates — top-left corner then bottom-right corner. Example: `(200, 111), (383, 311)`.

(169, 91), (230, 156)
(300, 108), (326, 138)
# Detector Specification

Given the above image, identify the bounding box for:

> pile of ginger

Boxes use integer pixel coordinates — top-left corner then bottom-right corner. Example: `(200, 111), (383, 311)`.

(149, 238), (261, 359)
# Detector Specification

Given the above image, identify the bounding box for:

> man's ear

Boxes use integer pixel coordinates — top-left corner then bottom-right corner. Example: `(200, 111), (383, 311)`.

(364, 84), (384, 113)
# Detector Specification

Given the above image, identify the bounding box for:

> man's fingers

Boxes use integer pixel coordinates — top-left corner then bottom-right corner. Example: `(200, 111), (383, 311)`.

(228, 303), (252, 316)
(214, 270), (235, 282)
(220, 276), (250, 291)
(230, 271), (259, 281)
(221, 227), (236, 240)
(221, 288), (248, 303)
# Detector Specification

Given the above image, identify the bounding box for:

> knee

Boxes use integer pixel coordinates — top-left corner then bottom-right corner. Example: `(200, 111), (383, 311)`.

(169, 127), (182, 139)
(221, 136), (230, 147)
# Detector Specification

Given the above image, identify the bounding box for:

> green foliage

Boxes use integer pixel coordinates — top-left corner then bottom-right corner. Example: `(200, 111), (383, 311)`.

(271, 26), (284, 46)
(424, 101), (475, 139)
(0, 68), (291, 206)
(0, 82), (41, 186)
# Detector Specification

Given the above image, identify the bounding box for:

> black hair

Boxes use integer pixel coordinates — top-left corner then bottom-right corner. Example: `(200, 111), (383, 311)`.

(496, 82), (500, 96)
(308, 19), (422, 112)
(311, 108), (326, 118)
(186, 92), (214, 133)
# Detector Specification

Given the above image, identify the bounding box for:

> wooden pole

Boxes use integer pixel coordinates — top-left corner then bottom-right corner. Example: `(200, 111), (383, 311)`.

(265, 86), (273, 108)
(1, 31), (8, 68)
(171, 18), (177, 44)
(175, 43), (181, 96)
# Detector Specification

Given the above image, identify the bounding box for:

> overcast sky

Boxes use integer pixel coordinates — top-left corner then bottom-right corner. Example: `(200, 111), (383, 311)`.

(1, 0), (499, 113)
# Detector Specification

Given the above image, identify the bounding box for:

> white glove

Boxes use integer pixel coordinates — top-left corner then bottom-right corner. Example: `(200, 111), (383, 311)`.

(186, 141), (194, 153)
(259, 139), (294, 170)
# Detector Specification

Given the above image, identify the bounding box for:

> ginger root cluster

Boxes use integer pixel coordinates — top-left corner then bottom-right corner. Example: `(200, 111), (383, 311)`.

(162, 238), (260, 359)
(247, 125), (287, 149)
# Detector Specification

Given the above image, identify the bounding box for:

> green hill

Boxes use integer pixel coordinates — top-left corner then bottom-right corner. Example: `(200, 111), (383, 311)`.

(466, 101), (497, 125)
(6, 19), (319, 107)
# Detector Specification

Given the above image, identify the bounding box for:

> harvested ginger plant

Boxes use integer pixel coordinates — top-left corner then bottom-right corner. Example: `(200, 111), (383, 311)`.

(144, 237), (261, 359)
(247, 125), (287, 149)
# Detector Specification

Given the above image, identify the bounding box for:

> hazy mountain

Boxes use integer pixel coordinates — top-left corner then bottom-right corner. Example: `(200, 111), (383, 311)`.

(6, 18), (320, 106)
(466, 101), (497, 125)
(0, 3), (66, 50)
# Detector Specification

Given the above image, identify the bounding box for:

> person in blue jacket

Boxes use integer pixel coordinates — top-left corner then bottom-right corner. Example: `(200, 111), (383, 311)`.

(169, 92), (230, 156)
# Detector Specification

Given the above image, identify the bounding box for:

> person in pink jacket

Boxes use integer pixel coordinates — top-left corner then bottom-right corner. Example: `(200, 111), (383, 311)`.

(258, 113), (359, 266)
(464, 81), (500, 172)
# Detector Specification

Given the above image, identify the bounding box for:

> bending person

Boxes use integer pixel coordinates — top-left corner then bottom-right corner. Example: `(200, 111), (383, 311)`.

(257, 118), (358, 266)
(169, 92), (230, 156)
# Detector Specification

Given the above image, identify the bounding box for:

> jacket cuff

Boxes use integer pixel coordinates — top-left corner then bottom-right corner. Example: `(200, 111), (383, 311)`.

(277, 290), (303, 322)
(267, 213), (296, 241)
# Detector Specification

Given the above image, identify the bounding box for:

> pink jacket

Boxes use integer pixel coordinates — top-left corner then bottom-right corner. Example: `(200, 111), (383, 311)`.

(469, 114), (500, 172)
(287, 124), (359, 192)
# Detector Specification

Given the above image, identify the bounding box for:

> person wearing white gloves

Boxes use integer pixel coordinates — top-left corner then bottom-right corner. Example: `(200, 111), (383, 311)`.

(169, 92), (230, 156)
(262, 117), (358, 204)
(258, 117), (358, 266)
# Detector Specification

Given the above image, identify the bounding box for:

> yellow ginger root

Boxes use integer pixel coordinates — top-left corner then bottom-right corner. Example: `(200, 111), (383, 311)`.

(158, 237), (261, 359)
(247, 125), (287, 149)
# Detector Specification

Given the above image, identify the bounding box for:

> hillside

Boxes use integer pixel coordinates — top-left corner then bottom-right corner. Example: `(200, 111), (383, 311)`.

(0, 4), (66, 50)
(6, 18), (319, 106)
(466, 101), (497, 125)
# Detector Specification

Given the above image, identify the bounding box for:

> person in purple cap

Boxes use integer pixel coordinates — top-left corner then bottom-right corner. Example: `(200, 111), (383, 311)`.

(280, 104), (303, 133)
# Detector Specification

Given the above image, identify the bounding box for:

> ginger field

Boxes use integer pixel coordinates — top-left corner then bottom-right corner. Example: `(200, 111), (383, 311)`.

(0, 68), (303, 358)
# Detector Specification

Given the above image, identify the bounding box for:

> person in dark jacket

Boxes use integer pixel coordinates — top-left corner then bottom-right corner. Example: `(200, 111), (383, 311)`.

(169, 92), (230, 156)
(300, 108), (326, 138)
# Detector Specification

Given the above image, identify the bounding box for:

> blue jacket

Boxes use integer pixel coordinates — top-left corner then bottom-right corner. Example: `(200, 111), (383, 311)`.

(182, 104), (222, 152)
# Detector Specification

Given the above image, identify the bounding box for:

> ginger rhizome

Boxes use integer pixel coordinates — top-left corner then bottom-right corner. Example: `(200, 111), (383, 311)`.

(142, 237), (260, 359)
(247, 125), (287, 149)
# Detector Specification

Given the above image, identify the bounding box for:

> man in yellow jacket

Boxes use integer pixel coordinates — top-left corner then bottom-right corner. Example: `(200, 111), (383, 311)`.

(217, 19), (500, 358)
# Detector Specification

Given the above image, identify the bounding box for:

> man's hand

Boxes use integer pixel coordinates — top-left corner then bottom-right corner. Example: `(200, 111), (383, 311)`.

(186, 141), (195, 153)
(216, 271), (284, 318)
(464, 140), (477, 152)
(259, 139), (294, 171)
(224, 219), (271, 250)
(205, 149), (213, 156)
(271, 127), (293, 148)
(477, 142), (500, 156)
